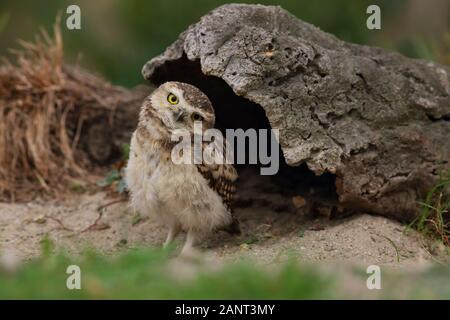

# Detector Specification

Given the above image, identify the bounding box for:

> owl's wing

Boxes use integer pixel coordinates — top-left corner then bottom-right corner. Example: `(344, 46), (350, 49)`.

(195, 139), (240, 234)
(196, 161), (238, 211)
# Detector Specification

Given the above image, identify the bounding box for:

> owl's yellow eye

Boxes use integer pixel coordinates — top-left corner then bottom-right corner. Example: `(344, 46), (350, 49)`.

(167, 93), (179, 105)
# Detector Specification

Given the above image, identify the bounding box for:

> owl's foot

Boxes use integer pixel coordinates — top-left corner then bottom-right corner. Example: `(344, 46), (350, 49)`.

(163, 224), (181, 248)
(180, 231), (199, 257)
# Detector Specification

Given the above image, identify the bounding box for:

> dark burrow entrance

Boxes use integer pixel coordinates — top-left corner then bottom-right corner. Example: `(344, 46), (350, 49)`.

(148, 55), (338, 219)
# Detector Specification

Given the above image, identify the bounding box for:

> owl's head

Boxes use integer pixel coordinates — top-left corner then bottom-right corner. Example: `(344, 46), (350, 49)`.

(141, 81), (215, 136)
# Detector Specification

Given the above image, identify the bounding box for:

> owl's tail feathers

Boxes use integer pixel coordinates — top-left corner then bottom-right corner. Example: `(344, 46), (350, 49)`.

(221, 217), (241, 235)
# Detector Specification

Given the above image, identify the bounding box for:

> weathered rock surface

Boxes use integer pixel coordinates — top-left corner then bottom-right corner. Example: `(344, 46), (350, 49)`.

(142, 4), (450, 220)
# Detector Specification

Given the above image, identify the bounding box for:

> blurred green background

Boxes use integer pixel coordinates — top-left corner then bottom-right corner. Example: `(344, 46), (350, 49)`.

(0, 0), (449, 88)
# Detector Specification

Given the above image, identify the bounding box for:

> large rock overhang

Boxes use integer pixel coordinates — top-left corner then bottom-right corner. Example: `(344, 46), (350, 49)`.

(142, 4), (450, 221)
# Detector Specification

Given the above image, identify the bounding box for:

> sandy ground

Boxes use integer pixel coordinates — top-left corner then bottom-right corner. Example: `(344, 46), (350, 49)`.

(2, 185), (449, 299)
(0, 190), (446, 268)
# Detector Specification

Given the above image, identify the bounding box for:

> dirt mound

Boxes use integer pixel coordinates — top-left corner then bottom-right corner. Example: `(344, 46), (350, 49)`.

(0, 22), (143, 201)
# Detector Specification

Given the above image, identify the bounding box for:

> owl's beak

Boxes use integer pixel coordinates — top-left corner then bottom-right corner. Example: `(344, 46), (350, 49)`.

(173, 110), (185, 122)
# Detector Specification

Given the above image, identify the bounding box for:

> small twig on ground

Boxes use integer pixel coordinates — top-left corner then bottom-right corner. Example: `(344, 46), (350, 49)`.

(373, 233), (400, 263)
(44, 215), (74, 231)
(78, 211), (110, 233)
(42, 197), (126, 234)
(96, 198), (127, 212)
(78, 196), (127, 233)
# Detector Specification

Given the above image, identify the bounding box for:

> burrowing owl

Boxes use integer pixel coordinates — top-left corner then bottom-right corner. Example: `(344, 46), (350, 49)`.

(125, 81), (240, 255)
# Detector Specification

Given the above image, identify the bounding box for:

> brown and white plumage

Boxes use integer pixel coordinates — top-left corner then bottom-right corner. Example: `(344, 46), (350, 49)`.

(125, 81), (239, 255)
(196, 158), (240, 234)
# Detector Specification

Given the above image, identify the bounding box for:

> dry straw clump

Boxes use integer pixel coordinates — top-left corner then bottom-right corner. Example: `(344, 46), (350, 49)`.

(0, 22), (125, 201)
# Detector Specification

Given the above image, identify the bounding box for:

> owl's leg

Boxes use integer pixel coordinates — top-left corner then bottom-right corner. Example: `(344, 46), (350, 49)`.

(180, 230), (198, 256)
(163, 224), (181, 248)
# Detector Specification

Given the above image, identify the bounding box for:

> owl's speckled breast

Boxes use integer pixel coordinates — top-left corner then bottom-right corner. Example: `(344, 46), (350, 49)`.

(125, 132), (231, 232)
